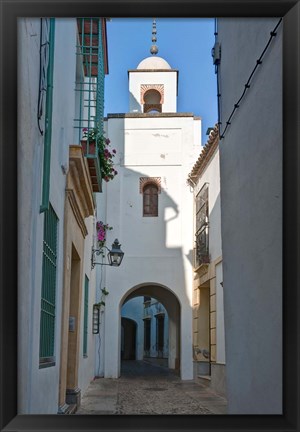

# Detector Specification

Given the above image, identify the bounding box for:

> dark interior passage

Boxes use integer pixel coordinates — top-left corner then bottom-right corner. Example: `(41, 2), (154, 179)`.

(121, 317), (137, 360)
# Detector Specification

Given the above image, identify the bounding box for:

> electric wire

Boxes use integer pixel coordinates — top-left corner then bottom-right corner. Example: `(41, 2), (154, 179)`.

(214, 18), (222, 137)
(217, 18), (282, 140)
(37, 19), (50, 136)
(37, 19), (44, 135)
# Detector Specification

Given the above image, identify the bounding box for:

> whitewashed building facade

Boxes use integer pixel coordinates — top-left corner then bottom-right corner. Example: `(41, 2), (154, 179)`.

(188, 125), (226, 395)
(216, 18), (282, 413)
(18, 17), (108, 414)
(97, 49), (202, 380)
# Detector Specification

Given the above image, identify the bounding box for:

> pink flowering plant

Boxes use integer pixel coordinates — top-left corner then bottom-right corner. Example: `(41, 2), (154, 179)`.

(98, 136), (118, 182)
(96, 220), (113, 249)
(82, 126), (118, 182)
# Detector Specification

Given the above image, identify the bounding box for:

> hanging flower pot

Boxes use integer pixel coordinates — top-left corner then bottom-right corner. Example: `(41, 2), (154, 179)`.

(81, 139), (96, 156)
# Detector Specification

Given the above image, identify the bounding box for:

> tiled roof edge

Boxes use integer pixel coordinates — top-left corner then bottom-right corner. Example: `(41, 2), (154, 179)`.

(188, 124), (219, 182)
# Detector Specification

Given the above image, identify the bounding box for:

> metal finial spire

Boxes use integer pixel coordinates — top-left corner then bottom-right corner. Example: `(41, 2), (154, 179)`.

(150, 18), (158, 55)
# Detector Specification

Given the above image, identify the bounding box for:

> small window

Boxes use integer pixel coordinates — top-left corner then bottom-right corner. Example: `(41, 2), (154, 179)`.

(143, 183), (158, 217)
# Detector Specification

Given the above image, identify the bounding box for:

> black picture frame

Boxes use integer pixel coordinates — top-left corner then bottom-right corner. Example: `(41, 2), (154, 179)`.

(1, 1), (299, 431)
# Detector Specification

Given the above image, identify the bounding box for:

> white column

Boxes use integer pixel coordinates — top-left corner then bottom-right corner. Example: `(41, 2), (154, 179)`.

(104, 301), (121, 378)
(180, 303), (193, 380)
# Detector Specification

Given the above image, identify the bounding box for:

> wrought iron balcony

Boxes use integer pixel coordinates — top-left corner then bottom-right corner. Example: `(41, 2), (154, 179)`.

(194, 249), (210, 268)
(194, 230), (210, 269)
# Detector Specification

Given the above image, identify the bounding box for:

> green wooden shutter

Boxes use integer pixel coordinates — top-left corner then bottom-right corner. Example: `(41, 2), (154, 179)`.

(39, 204), (58, 363)
(83, 275), (89, 357)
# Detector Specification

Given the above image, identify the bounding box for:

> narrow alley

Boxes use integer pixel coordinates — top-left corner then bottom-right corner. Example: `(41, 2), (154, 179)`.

(76, 360), (227, 415)
(14, 15), (286, 420)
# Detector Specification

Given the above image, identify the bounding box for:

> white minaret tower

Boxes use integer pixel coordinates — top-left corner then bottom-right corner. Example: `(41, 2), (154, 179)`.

(128, 19), (178, 113)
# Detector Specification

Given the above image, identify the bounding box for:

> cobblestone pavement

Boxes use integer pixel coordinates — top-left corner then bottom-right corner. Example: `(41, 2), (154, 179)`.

(76, 360), (227, 415)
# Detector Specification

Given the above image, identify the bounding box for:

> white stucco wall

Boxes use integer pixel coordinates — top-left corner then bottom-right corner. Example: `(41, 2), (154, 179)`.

(215, 261), (225, 363)
(18, 18), (45, 414)
(193, 144), (225, 368)
(217, 18), (282, 414)
(129, 71), (177, 112)
(18, 17), (75, 414)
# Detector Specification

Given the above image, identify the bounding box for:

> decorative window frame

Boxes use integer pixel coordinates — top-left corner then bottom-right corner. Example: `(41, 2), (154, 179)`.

(139, 177), (161, 194)
(140, 84), (164, 104)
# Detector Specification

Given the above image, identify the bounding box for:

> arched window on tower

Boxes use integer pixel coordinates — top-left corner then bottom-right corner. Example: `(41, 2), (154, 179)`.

(143, 89), (162, 113)
(143, 183), (159, 217)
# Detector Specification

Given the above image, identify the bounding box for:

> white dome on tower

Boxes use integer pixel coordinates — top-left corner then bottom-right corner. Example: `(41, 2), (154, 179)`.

(137, 56), (172, 70)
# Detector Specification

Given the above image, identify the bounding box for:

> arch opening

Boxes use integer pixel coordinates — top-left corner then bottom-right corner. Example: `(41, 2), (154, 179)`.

(143, 89), (162, 113)
(120, 284), (181, 375)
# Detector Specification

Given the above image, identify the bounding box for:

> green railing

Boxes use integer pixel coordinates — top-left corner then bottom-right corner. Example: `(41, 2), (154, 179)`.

(39, 204), (58, 363)
(74, 18), (106, 192)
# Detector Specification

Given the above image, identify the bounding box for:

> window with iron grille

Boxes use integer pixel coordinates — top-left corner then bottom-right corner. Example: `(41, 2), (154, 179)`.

(83, 275), (89, 357)
(39, 204), (58, 366)
(195, 183), (209, 267)
(74, 18), (106, 192)
(143, 184), (158, 217)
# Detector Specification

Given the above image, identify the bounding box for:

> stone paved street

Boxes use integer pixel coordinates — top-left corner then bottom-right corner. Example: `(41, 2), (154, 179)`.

(76, 360), (227, 415)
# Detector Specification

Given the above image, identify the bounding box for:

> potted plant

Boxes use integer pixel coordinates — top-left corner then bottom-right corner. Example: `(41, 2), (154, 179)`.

(81, 127), (118, 182)
(81, 126), (101, 156)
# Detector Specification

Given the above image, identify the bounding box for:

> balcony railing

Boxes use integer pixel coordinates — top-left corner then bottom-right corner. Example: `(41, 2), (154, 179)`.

(75, 18), (106, 193)
(194, 230), (210, 268)
(194, 249), (210, 268)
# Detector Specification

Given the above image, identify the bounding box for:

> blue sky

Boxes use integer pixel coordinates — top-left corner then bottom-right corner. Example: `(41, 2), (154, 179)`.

(104, 18), (218, 146)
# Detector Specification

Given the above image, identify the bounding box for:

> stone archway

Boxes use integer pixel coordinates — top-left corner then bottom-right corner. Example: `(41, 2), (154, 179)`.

(120, 283), (181, 374)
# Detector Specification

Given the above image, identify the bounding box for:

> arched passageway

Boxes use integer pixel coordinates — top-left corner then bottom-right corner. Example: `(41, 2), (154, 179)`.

(120, 284), (181, 376)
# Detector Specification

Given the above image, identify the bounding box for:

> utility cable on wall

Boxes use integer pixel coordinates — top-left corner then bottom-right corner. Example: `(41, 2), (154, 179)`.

(215, 18), (282, 141)
(213, 18), (222, 135)
(37, 18), (50, 136)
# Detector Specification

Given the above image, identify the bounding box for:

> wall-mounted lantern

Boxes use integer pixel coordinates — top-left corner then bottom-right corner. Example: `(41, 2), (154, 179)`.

(91, 239), (124, 269)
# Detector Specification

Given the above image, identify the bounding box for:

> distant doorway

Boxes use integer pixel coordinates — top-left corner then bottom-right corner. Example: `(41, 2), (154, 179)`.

(156, 314), (165, 358)
(144, 318), (151, 357)
(121, 317), (137, 360)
